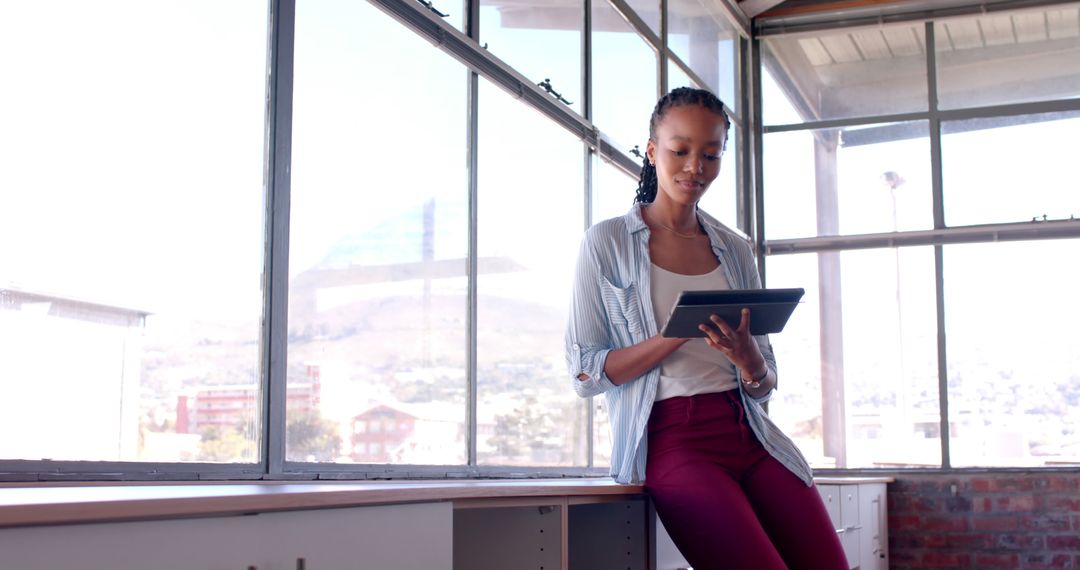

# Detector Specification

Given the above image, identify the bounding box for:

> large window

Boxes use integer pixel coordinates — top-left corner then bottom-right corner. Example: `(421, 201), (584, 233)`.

(944, 240), (1080, 467)
(480, 0), (583, 115)
(476, 81), (587, 466)
(0, 1), (267, 464)
(592, 0), (659, 157)
(289, 0), (470, 465)
(1, 0), (761, 478)
(760, 3), (1080, 469)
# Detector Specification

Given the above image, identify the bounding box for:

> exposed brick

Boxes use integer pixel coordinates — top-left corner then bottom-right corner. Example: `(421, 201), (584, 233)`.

(923, 515), (970, 532)
(891, 550), (919, 565)
(976, 552), (1020, 569)
(923, 551), (972, 568)
(891, 514), (922, 532)
(999, 495), (1040, 512)
(1073, 514), (1080, 531)
(1047, 534), (1080, 550)
(1023, 553), (1073, 569)
(975, 515), (1020, 531)
(892, 534), (927, 549)
(1045, 496), (1080, 512)
(894, 494), (944, 514)
(1022, 515), (1072, 532)
(925, 533), (952, 549)
(945, 533), (993, 549)
(991, 478), (1037, 492)
(947, 496), (974, 513)
(975, 497), (996, 513)
(997, 534), (1045, 550)
(1045, 477), (1080, 492)
(973, 478), (994, 492)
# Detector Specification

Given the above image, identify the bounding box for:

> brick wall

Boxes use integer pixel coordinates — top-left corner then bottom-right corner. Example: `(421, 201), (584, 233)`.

(888, 473), (1080, 569)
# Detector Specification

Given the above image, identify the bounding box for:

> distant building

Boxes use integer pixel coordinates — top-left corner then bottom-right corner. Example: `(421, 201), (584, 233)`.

(349, 401), (476, 464)
(0, 285), (149, 461)
(349, 404), (418, 463)
(177, 379), (320, 434)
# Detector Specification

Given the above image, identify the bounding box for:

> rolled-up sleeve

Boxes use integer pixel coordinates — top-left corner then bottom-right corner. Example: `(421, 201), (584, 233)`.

(565, 233), (619, 398)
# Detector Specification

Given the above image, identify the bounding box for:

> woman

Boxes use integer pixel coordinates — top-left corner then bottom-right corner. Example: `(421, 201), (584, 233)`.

(565, 87), (847, 569)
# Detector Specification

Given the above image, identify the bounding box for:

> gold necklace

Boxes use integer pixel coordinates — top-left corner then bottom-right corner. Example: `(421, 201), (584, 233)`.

(653, 219), (701, 239)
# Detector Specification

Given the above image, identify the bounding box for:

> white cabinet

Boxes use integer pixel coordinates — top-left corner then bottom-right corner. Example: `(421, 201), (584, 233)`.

(0, 501), (452, 570)
(818, 481), (889, 570)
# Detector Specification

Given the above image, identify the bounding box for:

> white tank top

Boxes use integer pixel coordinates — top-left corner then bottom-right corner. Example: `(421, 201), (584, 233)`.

(650, 263), (739, 400)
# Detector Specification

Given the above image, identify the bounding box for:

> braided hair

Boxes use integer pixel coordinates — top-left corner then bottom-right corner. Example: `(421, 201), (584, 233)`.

(634, 87), (731, 205)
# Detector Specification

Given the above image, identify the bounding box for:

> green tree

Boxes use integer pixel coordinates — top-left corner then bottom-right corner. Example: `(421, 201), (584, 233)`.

(198, 426), (256, 462)
(287, 410), (342, 462)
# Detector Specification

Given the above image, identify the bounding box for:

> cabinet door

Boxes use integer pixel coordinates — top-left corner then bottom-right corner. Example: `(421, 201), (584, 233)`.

(817, 484), (842, 530)
(858, 483), (889, 570)
(0, 501), (452, 570)
(839, 485), (861, 569)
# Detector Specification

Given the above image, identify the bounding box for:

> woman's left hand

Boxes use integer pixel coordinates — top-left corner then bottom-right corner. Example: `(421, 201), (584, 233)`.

(698, 308), (767, 375)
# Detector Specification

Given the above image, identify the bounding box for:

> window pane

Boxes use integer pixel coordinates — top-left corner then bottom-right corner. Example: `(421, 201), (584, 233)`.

(289, 0), (469, 465)
(763, 122), (933, 240)
(667, 0), (739, 113)
(766, 247), (940, 469)
(762, 22), (928, 123)
(0, 2), (267, 463)
(942, 110), (1080, 227)
(481, 0), (583, 115)
(762, 64), (803, 125)
(697, 125), (739, 231)
(935, 5), (1080, 110)
(592, 0), (658, 156)
(593, 396), (612, 469)
(622, 0), (660, 37)
(945, 240), (1080, 467)
(593, 155), (638, 225)
(478, 80), (588, 466)
(668, 58), (699, 90)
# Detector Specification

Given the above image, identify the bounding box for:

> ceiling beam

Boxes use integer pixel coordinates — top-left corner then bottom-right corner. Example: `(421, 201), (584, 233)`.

(758, 0), (910, 18)
(738, 0), (788, 18)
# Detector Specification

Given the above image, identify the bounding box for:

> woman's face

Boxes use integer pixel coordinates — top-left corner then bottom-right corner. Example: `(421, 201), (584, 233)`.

(645, 104), (728, 207)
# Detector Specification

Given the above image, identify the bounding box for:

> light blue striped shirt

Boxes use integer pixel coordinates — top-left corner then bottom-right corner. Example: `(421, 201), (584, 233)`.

(565, 205), (814, 486)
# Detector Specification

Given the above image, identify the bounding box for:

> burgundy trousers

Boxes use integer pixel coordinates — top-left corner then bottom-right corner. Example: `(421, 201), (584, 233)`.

(645, 390), (848, 570)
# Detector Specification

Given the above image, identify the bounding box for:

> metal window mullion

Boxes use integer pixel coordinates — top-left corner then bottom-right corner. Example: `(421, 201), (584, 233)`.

(764, 99), (1080, 136)
(466, 0), (480, 468)
(764, 111), (931, 134)
(606, 0), (663, 52)
(659, 0), (668, 95)
(263, 0), (296, 478)
(466, 70), (480, 467)
(751, 36), (767, 274)
(935, 246), (951, 468)
(764, 220), (1080, 254)
(712, 0), (751, 38)
(927, 20), (951, 469)
(583, 0), (595, 469)
(738, 35), (753, 239)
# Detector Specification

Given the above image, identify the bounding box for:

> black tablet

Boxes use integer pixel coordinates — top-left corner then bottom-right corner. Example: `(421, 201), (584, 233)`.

(659, 287), (805, 338)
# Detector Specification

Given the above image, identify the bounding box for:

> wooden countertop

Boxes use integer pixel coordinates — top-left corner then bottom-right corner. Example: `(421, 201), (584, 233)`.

(0, 475), (893, 529)
(0, 479), (644, 528)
